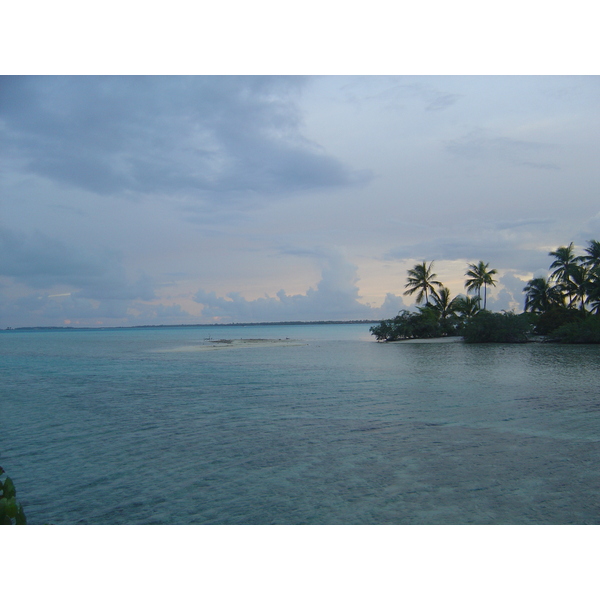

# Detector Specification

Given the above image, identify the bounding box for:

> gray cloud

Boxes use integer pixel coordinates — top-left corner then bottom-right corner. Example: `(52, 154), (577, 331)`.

(386, 237), (548, 273)
(384, 218), (558, 273)
(445, 128), (560, 170)
(0, 289), (197, 327)
(2, 76), (598, 328)
(0, 76), (367, 200)
(0, 226), (156, 301)
(342, 77), (463, 112)
(74, 273), (156, 302)
(494, 218), (555, 230)
(577, 212), (600, 241)
(425, 92), (462, 111)
(377, 292), (409, 315)
(1, 292), (113, 326)
(0, 226), (109, 288)
(128, 302), (195, 325)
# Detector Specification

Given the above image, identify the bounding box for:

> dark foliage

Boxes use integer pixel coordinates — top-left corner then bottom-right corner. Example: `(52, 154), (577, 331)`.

(524, 239), (600, 315)
(551, 315), (600, 343)
(462, 311), (532, 343)
(534, 306), (584, 335)
(370, 308), (455, 341)
(0, 465), (27, 525)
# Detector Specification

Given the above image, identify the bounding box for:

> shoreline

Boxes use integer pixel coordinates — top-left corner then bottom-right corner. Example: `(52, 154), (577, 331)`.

(385, 336), (465, 344)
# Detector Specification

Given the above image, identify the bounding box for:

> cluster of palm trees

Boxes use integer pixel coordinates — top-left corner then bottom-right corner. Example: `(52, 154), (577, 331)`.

(523, 240), (600, 314)
(403, 259), (498, 321)
(403, 240), (600, 318)
(373, 241), (600, 342)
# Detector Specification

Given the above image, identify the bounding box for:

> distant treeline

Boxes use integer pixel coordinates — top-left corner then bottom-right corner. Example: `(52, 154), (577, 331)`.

(4, 320), (380, 332)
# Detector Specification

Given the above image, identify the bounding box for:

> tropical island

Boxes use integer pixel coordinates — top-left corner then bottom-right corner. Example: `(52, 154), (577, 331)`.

(370, 240), (600, 344)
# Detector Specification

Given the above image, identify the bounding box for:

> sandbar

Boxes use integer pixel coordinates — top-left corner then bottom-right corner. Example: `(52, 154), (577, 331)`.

(152, 338), (306, 353)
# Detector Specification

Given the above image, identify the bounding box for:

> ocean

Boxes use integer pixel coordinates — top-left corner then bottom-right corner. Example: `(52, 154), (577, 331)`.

(1, 323), (599, 524)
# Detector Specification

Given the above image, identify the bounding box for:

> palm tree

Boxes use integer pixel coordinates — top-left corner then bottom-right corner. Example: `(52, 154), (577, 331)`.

(583, 241), (600, 312)
(452, 294), (481, 320)
(523, 277), (564, 312)
(548, 242), (578, 306)
(569, 264), (591, 311)
(581, 239), (600, 269)
(427, 286), (461, 335)
(428, 286), (458, 321)
(464, 261), (498, 310)
(403, 261), (442, 305)
(588, 279), (600, 315)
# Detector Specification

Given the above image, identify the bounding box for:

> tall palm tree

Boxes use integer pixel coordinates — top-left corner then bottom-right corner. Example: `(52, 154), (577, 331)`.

(548, 242), (578, 306)
(523, 277), (564, 312)
(403, 261), (442, 305)
(464, 261), (497, 310)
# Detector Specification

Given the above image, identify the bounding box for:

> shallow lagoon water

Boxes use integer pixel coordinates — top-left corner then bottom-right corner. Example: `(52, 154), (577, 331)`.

(1, 324), (599, 524)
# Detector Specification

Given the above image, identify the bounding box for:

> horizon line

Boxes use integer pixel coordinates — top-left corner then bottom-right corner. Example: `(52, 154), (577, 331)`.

(3, 319), (381, 331)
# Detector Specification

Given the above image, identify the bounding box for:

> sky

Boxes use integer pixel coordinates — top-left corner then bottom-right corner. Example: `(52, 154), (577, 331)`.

(1, 75), (599, 327)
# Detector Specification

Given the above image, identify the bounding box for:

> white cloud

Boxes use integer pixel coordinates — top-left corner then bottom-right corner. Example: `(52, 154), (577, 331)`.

(194, 250), (380, 322)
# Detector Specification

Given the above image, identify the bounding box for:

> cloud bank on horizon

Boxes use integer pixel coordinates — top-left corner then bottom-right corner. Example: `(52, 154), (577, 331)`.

(1, 75), (599, 327)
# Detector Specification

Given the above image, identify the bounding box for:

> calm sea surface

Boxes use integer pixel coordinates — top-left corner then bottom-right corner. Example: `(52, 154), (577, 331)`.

(1, 323), (599, 524)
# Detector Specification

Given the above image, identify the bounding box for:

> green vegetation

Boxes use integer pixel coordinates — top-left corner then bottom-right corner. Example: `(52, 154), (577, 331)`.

(371, 259), (485, 341)
(525, 240), (600, 315)
(551, 315), (600, 344)
(371, 258), (502, 341)
(371, 239), (600, 344)
(462, 311), (531, 343)
(370, 306), (460, 341)
(533, 306), (583, 336)
(523, 239), (600, 341)
(0, 465), (27, 525)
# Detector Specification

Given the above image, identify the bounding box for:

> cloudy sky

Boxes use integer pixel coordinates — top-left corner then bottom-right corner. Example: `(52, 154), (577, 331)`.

(1, 75), (599, 327)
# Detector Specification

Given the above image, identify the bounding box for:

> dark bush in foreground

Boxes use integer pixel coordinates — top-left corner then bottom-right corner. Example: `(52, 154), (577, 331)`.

(551, 315), (600, 343)
(0, 465), (27, 525)
(462, 311), (532, 343)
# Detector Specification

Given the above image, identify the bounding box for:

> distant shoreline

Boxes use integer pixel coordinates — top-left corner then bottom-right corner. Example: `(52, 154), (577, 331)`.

(3, 320), (380, 332)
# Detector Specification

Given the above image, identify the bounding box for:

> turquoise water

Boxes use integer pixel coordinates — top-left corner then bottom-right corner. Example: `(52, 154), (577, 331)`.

(1, 324), (599, 524)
